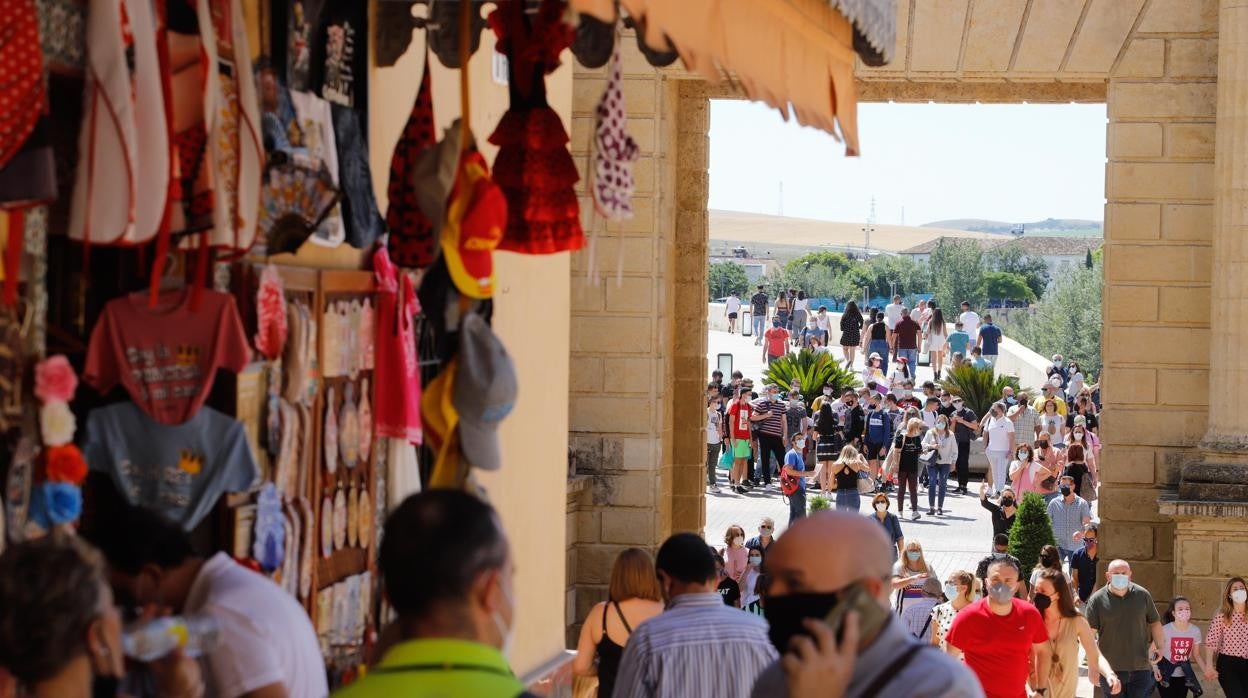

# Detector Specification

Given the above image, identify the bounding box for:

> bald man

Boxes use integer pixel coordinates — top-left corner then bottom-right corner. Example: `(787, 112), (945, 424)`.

(1084, 560), (1165, 698)
(751, 512), (983, 698)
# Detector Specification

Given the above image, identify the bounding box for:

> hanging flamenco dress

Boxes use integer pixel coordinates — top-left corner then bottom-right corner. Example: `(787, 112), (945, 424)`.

(487, 0), (583, 254)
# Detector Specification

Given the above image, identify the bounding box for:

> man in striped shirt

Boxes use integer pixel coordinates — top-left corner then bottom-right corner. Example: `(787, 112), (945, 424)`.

(614, 533), (776, 698)
(751, 384), (788, 487)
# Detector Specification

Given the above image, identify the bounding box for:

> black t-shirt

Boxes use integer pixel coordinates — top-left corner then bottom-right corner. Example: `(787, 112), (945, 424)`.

(953, 407), (978, 442)
(894, 433), (923, 472)
(1067, 412), (1098, 430)
(717, 577), (741, 607)
(1070, 548), (1099, 600)
(750, 292), (769, 315)
(834, 463), (859, 490)
(1064, 462), (1090, 496)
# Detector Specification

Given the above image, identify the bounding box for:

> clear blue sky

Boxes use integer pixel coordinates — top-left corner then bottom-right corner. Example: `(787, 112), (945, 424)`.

(708, 100), (1108, 226)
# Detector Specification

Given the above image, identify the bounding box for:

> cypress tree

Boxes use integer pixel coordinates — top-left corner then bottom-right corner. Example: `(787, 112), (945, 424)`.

(1008, 492), (1057, 573)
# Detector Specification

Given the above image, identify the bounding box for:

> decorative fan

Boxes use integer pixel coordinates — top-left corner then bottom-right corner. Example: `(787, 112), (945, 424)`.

(259, 159), (340, 255)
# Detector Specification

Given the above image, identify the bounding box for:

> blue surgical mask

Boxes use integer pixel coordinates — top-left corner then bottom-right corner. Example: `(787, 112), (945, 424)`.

(943, 583), (959, 600)
(1111, 573), (1130, 590)
(987, 582), (1014, 604)
(906, 551), (921, 562)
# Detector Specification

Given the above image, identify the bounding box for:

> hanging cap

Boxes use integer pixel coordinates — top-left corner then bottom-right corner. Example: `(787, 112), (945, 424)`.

(453, 314), (517, 471)
(442, 150), (506, 300)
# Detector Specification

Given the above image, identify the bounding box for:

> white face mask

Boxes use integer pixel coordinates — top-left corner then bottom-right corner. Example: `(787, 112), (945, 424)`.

(1017, 450), (1028, 461)
(491, 580), (516, 659)
(794, 440), (806, 449)
(874, 502), (888, 513)
(823, 388), (833, 396)
(733, 536), (745, 547)
(748, 556), (762, 566)
(1073, 430), (1085, 439)
(1233, 589), (1248, 604)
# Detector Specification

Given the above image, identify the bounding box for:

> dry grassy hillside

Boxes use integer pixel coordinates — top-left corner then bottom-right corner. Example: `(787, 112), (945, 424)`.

(709, 209), (1003, 254)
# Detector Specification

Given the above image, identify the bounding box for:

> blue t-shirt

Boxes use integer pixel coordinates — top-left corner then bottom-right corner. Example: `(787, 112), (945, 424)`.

(946, 331), (970, 356)
(978, 324), (1003, 354)
(785, 449), (805, 492)
(85, 402), (260, 530)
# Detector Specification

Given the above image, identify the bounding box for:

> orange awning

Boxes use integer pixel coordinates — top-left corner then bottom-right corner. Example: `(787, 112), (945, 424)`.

(572, 0), (866, 155)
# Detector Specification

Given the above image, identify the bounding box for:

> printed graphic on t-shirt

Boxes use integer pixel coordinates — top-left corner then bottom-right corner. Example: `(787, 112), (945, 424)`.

(126, 343), (203, 403)
(1170, 636), (1194, 663)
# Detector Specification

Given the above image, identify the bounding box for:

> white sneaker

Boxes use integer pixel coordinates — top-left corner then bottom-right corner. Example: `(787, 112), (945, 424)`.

(910, 511), (922, 520)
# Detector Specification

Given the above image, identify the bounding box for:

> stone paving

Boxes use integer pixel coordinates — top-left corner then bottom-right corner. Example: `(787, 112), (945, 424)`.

(704, 328), (1097, 697)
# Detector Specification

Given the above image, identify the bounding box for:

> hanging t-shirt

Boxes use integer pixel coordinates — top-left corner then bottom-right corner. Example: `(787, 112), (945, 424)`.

(84, 290), (251, 426)
(373, 247), (423, 443)
(84, 402), (259, 530)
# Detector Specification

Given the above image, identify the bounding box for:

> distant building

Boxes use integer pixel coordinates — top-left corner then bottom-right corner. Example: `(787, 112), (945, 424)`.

(709, 256), (779, 284)
(899, 236), (1101, 278)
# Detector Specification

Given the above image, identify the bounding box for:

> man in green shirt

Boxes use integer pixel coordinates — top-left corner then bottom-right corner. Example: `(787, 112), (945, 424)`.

(336, 490), (528, 698)
(1084, 559), (1167, 698)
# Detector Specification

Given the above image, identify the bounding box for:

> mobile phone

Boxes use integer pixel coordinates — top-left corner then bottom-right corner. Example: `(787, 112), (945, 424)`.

(823, 583), (890, 651)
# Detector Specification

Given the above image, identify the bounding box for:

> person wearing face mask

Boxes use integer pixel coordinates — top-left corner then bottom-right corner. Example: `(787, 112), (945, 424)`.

(863, 393), (893, 484)
(706, 392), (724, 493)
(722, 524), (749, 583)
(930, 570), (980, 658)
(901, 577), (946, 642)
(891, 418), (927, 520)
(1084, 560), (1168, 698)
(864, 312), (891, 373)
(1028, 546), (1063, 590)
(979, 485), (1019, 540)
(1045, 476), (1092, 564)
(870, 493), (906, 562)
(983, 402), (1016, 497)
(1060, 444), (1093, 500)
(1068, 523), (1101, 605)
(892, 542), (939, 614)
(331, 491), (523, 698)
(889, 356), (914, 396)
(0, 534), (203, 698)
(1204, 576), (1248, 694)
(745, 518), (776, 562)
(1046, 355), (1069, 389)
(741, 552), (765, 615)
(1033, 568), (1113, 698)
(951, 397), (980, 494)
(714, 552), (743, 609)
(784, 389), (810, 449)
(922, 416), (956, 516)
(781, 435), (810, 525)
(1008, 443), (1058, 501)
(750, 512), (983, 698)
(1154, 596), (1211, 697)
(615, 533), (775, 698)
(1064, 427), (1099, 490)
(85, 504), (325, 698)
(812, 381), (836, 413)
(947, 557), (1051, 698)
(897, 379), (922, 410)
(975, 534), (1022, 594)
(826, 445), (868, 512)
(861, 351), (887, 389)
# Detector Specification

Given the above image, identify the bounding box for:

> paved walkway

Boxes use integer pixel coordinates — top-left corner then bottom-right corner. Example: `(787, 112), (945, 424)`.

(703, 328), (1097, 697)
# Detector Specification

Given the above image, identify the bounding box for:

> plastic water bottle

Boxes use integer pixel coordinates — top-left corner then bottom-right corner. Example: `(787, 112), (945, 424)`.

(122, 616), (219, 661)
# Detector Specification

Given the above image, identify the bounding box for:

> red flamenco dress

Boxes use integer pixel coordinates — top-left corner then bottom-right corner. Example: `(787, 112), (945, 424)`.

(488, 0), (584, 254)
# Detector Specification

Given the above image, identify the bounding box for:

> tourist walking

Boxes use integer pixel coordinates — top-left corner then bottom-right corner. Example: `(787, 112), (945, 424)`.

(951, 396), (979, 494)
(894, 310), (922, 373)
(976, 314), (1003, 368)
(922, 416), (956, 515)
(1155, 596), (1211, 698)
(706, 392), (723, 493)
(983, 402), (1016, 496)
(1046, 476), (1092, 563)
(1008, 442), (1059, 500)
(824, 444), (867, 511)
(947, 321), (971, 365)
(946, 555), (1051, 698)
(864, 311), (890, 373)
(614, 533), (775, 698)
(927, 308), (949, 378)
(1085, 560), (1168, 698)
(1204, 576), (1248, 696)
(775, 287), (792, 337)
(750, 512), (983, 698)
(751, 385), (787, 487)
(863, 392), (894, 483)
(815, 305), (831, 345)
(931, 570), (980, 657)
(1033, 568), (1112, 698)
(840, 301), (864, 366)
(1069, 523), (1101, 605)
(725, 291), (742, 334)
(750, 285), (768, 343)
(762, 318), (789, 364)
(958, 301), (981, 345)
(573, 549), (664, 698)
(871, 492), (906, 562)
(893, 541), (939, 614)
(790, 290), (809, 344)
(890, 418), (926, 520)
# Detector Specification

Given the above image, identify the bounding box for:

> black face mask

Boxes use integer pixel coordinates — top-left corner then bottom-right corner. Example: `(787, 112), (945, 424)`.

(1000, 498), (1015, 507)
(764, 591), (843, 653)
(92, 676), (120, 698)
(1060, 485), (1072, 496)
(1033, 594), (1051, 613)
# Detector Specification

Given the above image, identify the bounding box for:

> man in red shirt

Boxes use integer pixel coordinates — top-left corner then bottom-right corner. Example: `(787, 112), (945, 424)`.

(763, 318), (790, 364)
(894, 312), (922, 373)
(946, 557), (1051, 698)
(726, 388), (755, 494)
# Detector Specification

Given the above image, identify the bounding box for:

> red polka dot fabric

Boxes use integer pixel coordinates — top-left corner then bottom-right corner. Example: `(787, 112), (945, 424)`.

(384, 58), (436, 270)
(0, 0), (46, 171)
(1209, 610), (1248, 659)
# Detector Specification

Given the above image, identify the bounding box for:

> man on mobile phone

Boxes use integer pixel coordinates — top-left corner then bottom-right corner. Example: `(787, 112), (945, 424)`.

(751, 512), (983, 698)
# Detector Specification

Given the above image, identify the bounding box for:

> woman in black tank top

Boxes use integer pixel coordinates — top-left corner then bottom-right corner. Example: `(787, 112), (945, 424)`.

(572, 549), (664, 696)
(594, 601), (632, 697)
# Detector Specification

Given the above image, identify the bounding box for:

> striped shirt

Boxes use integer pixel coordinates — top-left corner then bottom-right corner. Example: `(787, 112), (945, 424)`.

(751, 397), (786, 437)
(1046, 495), (1092, 550)
(1012, 407), (1039, 443)
(614, 592), (776, 698)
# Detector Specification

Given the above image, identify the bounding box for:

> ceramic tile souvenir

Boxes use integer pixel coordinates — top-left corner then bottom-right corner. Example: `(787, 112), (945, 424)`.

(356, 488), (372, 551)
(320, 495), (333, 558)
(339, 382), (359, 468)
(360, 299), (374, 370)
(357, 379), (372, 465)
(323, 386), (338, 474)
(332, 488), (347, 551)
(298, 497), (315, 601)
(346, 484), (358, 548)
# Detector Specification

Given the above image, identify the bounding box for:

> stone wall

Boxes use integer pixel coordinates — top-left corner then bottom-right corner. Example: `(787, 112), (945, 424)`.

(1099, 4), (1218, 604)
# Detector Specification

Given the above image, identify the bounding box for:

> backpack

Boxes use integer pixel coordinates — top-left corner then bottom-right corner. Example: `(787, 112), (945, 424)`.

(780, 467), (800, 496)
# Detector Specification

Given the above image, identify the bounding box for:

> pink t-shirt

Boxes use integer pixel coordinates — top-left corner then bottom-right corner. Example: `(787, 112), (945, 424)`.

(764, 327), (788, 356)
(373, 247), (423, 443)
(85, 290), (251, 425)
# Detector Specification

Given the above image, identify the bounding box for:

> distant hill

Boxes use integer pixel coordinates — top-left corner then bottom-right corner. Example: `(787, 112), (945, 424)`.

(709, 210), (1002, 256)
(922, 218), (1103, 237)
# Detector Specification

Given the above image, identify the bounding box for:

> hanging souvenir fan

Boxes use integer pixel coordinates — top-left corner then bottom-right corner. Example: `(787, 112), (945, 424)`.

(299, 497), (315, 599)
(259, 160), (341, 255)
(488, 0), (584, 254)
(255, 265), (288, 360)
(0, 0), (46, 171)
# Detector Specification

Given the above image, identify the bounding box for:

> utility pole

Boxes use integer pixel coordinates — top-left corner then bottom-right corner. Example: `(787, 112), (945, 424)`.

(862, 196), (877, 257)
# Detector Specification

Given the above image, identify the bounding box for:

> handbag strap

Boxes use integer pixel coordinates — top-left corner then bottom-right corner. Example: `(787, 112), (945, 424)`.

(918, 614), (933, 638)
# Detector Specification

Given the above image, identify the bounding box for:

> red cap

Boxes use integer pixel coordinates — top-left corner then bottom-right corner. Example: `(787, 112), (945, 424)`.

(442, 151), (506, 300)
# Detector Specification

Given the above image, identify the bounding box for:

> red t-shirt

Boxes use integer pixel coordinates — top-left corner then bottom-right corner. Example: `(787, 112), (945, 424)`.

(945, 597), (1048, 698)
(85, 290), (252, 425)
(726, 401), (753, 440)
(764, 327), (789, 356)
(895, 316), (921, 349)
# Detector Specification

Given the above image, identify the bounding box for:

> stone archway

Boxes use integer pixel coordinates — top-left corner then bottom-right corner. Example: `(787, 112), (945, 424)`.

(566, 0), (1231, 638)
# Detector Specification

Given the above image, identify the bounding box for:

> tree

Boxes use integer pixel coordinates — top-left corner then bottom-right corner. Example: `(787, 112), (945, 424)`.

(982, 271), (1037, 303)
(708, 261), (749, 300)
(1010, 261), (1102, 376)
(785, 250), (852, 278)
(1085, 249), (1094, 269)
(929, 239), (985, 311)
(860, 255), (929, 299)
(986, 241), (1050, 299)
(1008, 492), (1058, 574)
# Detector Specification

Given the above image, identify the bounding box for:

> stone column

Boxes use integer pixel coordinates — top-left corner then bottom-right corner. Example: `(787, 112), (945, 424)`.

(1183, 0), (1248, 500)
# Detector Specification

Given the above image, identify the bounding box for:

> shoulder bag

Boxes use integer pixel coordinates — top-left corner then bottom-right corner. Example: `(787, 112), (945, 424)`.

(857, 469), (874, 494)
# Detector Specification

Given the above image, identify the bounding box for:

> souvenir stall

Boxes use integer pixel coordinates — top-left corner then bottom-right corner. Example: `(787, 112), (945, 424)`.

(0, 0), (891, 689)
